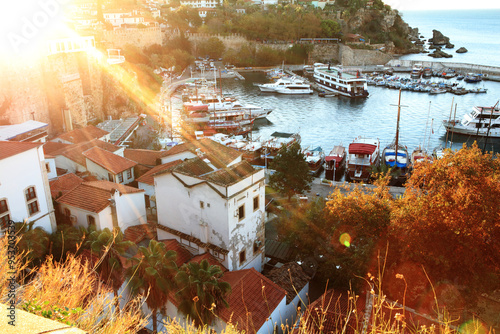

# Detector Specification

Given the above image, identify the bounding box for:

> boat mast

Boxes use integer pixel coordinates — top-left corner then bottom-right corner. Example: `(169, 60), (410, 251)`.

(483, 101), (500, 154)
(445, 97), (454, 149)
(394, 89), (402, 163)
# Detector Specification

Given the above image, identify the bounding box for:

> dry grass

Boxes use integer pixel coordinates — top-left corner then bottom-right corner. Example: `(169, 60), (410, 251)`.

(0, 237), (148, 333)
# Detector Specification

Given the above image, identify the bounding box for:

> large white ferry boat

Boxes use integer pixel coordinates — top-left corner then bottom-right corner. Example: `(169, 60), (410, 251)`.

(443, 105), (500, 138)
(313, 64), (369, 98)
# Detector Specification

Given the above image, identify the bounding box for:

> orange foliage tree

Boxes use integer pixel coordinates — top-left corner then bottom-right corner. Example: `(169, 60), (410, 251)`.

(278, 175), (393, 289)
(390, 144), (500, 294)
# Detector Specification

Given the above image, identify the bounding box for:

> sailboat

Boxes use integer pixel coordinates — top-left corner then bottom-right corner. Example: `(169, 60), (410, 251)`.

(411, 102), (433, 167)
(381, 90), (411, 185)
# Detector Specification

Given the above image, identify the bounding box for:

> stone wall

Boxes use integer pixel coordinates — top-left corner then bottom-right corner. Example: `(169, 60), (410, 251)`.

(0, 59), (50, 126)
(104, 27), (163, 49)
(339, 44), (393, 66)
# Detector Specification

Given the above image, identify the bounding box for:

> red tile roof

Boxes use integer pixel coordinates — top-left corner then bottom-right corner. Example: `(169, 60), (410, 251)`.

(54, 125), (109, 144)
(189, 253), (227, 272)
(136, 160), (183, 185)
(160, 239), (193, 267)
(51, 139), (121, 167)
(160, 138), (241, 169)
(56, 181), (143, 212)
(0, 141), (41, 160)
(83, 146), (137, 174)
(266, 262), (310, 303)
(124, 224), (157, 243)
(219, 268), (286, 333)
(43, 141), (70, 156)
(124, 148), (165, 166)
(49, 173), (83, 198)
(83, 180), (144, 194)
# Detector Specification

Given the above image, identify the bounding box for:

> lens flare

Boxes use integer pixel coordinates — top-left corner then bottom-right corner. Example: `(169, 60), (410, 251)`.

(339, 233), (351, 247)
(459, 320), (488, 334)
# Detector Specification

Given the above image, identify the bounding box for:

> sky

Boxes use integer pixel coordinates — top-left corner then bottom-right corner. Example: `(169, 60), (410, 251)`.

(383, 0), (500, 11)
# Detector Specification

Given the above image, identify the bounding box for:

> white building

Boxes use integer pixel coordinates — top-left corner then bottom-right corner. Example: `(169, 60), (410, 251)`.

(83, 147), (137, 184)
(136, 159), (182, 209)
(154, 139), (266, 272)
(56, 180), (147, 231)
(0, 141), (56, 233)
(0, 120), (49, 143)
(48, 139), (123, 174)
(179, 0), (222, 8)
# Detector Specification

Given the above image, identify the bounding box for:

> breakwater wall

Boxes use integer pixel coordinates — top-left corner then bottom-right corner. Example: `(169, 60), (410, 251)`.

(386, 59), (500, 78)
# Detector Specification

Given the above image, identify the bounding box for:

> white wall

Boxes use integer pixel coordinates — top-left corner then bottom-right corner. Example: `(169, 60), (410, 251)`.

(155, 169), (265, 272)
(160, 151), (196, 164)
(86, 159), (135, 184)
(45, 157), (58, 180)
(138, 182), (156, 207)
(54, 155), (86, 174)
(0, 146), (55, 233)
(58, 203), (110, 230)
(114, 190), (147, 231)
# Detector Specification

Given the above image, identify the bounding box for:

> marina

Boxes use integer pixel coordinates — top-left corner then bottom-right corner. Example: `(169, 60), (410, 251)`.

(167, 69), (500, 165)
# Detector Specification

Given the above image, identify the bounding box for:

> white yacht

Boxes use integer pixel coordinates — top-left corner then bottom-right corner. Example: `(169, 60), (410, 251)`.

(443, 105), (500, 138)
(313, 65), (369, 98)
(257, 77), (313, 95)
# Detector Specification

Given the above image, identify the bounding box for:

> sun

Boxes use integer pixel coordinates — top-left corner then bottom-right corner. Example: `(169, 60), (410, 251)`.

(0, 0), (72, 62)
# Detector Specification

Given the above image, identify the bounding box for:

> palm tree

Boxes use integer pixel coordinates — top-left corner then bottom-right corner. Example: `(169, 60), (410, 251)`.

(86, 228), (134, 301)
(175, 259), (231, 327)
(15, 221), (50, 268)
(126, 240), (178, 333)
(50, 224), (87, 262)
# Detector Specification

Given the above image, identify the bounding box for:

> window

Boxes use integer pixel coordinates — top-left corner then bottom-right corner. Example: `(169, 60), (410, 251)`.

(127, 168), (132, 179)
(0, 199), (10, 229)
(87, 215), (96, 230)
(118, 173), (123, 183)
(64, 208), (71, 217)
(25, 187), (39, 216)
(238, 204), (245, 221)
(239, 250), (246, 265)
(108, 173), (113, 182)
(25, 187), (36, 201)
(200, 201), (204, 209)
(45, 163), (51, 173)
(253, 196), (259, 211)
(253, 240), (261, 254)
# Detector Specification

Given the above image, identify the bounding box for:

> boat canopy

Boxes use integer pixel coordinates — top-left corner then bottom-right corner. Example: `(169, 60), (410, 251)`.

(349, 143), (376, 155)
(325, 155), (343, 162)
(384, 151), (408, 168)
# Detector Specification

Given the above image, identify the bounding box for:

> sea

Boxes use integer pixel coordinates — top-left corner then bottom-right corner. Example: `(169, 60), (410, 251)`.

(172, 9), (500, 156)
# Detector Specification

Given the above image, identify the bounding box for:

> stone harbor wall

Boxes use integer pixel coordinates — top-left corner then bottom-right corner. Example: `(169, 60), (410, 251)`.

(339, 44), (393, 66)
(104, 27), (163, 49)
(184, 33), (248, 50)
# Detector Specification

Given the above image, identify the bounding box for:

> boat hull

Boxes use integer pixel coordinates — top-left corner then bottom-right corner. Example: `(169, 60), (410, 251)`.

(316, 82), (369, 98)
(443, 121), (500, 138)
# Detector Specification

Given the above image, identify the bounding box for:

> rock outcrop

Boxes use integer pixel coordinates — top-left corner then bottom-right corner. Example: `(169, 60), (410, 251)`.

(428, 49), (453, 58)
(456, 47), (468, 53)
(429, 30), (450, 46)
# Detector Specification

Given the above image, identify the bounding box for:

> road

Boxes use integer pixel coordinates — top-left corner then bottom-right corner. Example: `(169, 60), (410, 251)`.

(304, 177), (406, 200)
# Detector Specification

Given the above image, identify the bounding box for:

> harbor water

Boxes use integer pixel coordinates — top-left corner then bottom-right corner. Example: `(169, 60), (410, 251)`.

(171, 9), (500, 156)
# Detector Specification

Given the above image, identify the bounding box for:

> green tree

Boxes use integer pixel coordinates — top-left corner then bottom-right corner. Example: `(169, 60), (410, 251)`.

(127, 240), (178, 332)
(86, 228), (134, 300)
(196, 37), (226, 59)
(321, 19), (341, 37)
(269, 141), (313, 201)
(175, 260), (231, 326)
(16, 221), (50, 267)
(50, 224), (87, 262)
